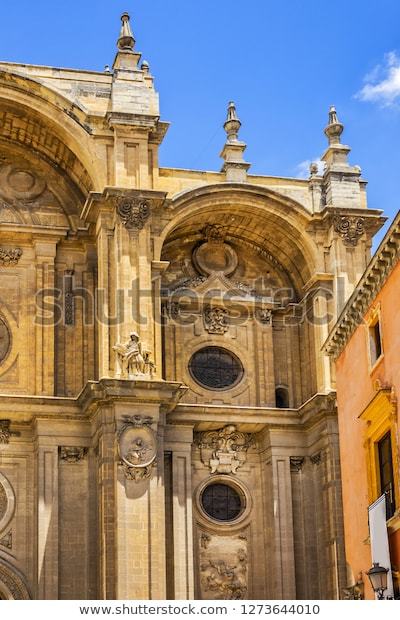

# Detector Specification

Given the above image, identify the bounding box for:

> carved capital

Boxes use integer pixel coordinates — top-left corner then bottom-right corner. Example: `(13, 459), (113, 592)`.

(59, 446), (88, 463)
(290, 456), (305, 472)
(0, 420), (11, 444)
(333, 215), (365, 247)
(0, 247), (22, 266)
(116, 196), (151, 231)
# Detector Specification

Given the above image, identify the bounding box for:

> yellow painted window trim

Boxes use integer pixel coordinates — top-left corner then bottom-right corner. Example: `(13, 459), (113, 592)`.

(359, 388), (399, 513)
(365, 304), (384, 373)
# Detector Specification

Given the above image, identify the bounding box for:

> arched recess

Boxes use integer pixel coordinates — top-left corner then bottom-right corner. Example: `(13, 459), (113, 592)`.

(158, 183), (318, 296)
(0, 558), (31, 600)
(0, 68), (102, 198)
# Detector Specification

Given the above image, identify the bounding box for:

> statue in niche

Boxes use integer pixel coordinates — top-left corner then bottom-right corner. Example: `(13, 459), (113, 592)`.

(113, 332), (155, 378)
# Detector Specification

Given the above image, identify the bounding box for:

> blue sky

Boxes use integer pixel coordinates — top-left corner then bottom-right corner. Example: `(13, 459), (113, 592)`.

(1, 1), (400, 245)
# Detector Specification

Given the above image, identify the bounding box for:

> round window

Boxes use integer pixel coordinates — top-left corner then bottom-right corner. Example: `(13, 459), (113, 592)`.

(200, 482), (244, 522)
(189, 346), (243, 390)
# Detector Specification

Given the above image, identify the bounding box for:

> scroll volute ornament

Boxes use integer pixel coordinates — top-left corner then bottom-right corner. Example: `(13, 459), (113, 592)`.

(333, 215), (365, 247)
(116, 196), (151, 232)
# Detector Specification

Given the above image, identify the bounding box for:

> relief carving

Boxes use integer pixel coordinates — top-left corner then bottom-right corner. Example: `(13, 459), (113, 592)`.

(257, 308), (272, 325)
(333, 215), (365, 247)
(0, 420), (11, 444)
(59, 447), (88, 463)
(0, 531), (12, 550)
(0, 484), (7, 522)
(193, 225), (238, 277)
(64, 270), (75, 326)
(199, 532), (248, 600)
(118, 415), (157, 482)
(195, 425), (252, 474)
(0, 319), (11, 365)
(116, 196), (151, 231)
(0, 248), (22, 266)
(113, 331), (155, 379)
(204, 305), (229, 334)
(290, 457), (305, 472)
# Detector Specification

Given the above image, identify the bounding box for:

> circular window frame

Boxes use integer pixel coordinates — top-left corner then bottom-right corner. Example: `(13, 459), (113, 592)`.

(195, 476), (251, 528)
(188, 346), (244, 392)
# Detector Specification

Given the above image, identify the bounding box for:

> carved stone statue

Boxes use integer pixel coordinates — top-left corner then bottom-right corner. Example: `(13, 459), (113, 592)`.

(113, 332), (155, 378)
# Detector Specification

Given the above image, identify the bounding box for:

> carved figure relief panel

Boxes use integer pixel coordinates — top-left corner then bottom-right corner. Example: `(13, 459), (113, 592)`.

(198, 530), (249, 600)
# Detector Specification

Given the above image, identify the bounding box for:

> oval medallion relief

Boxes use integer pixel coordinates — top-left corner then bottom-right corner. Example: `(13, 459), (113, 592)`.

(0, 318), (11, 365)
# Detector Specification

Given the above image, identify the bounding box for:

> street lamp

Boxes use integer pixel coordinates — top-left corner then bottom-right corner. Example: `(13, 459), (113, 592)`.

(367, 562), (389, 600)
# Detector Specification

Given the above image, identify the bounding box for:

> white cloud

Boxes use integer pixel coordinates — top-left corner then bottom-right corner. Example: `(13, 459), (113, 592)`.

(356, 51), (400, 107)
(295, 159), (325, 179)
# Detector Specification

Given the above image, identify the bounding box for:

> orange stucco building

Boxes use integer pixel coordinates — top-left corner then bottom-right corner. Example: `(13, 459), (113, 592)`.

(325, 210), (400, 599)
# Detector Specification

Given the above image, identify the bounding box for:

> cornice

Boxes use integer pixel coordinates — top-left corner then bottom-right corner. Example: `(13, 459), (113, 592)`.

(325, 210), (400, 359)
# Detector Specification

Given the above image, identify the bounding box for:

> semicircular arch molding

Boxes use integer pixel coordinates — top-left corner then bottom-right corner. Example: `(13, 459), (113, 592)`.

(0, 558), (31, 600)
(0, 70), (103, 194)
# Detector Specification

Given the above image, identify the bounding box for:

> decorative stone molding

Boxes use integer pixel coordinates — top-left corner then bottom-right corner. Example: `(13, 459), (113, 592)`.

(290, 456), (305, 472)
(118, 415), (157, 482)
(0, 247), (22, 266)
(333, 215), (365, 247)
(325, 211), (400, 359)
(116, 196), (151, 231)
(204, 305), (229, 334)
(195, 425), (252, 474)
(0, 531), (12, 550)
(59, 447), (88, 463)
(64, 270), (75, 326)
(0, 474), (16, 535)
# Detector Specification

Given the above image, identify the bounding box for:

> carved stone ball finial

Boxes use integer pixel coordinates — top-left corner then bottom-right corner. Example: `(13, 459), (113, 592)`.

(224, 101), (242, 143)
(309, 162), (319, 176)
(324, 105), (344, 145)
(118, 12), (135, 51)
(141, 60), (150, 73)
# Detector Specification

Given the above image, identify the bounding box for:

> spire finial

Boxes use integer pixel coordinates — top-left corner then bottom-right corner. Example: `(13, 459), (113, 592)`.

(324, 105), (344, 145)
(220, 101), (250, 181)
(117, 12), (135, 51)
(224, 101), (242, 143)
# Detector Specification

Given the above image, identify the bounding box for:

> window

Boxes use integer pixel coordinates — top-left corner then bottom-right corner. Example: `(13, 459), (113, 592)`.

(369, 319), (382, 366)
(275, 387), (289, 408)
(378, 432), (396, 520)
(360, 389), (399, 524)
(200, 482), (244, 522)
(189, 346), (243, 390)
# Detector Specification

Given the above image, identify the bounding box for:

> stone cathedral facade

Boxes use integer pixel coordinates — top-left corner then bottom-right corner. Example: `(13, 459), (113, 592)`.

(0, 14), (385, 600)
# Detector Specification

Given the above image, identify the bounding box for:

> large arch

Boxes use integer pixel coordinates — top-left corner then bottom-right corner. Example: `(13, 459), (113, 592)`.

(159, 183), (318, 294)
(0, 68), (102, 195)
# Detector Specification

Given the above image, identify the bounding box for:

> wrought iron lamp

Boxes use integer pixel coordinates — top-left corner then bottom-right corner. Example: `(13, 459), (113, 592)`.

(367, 562), (389, 600)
